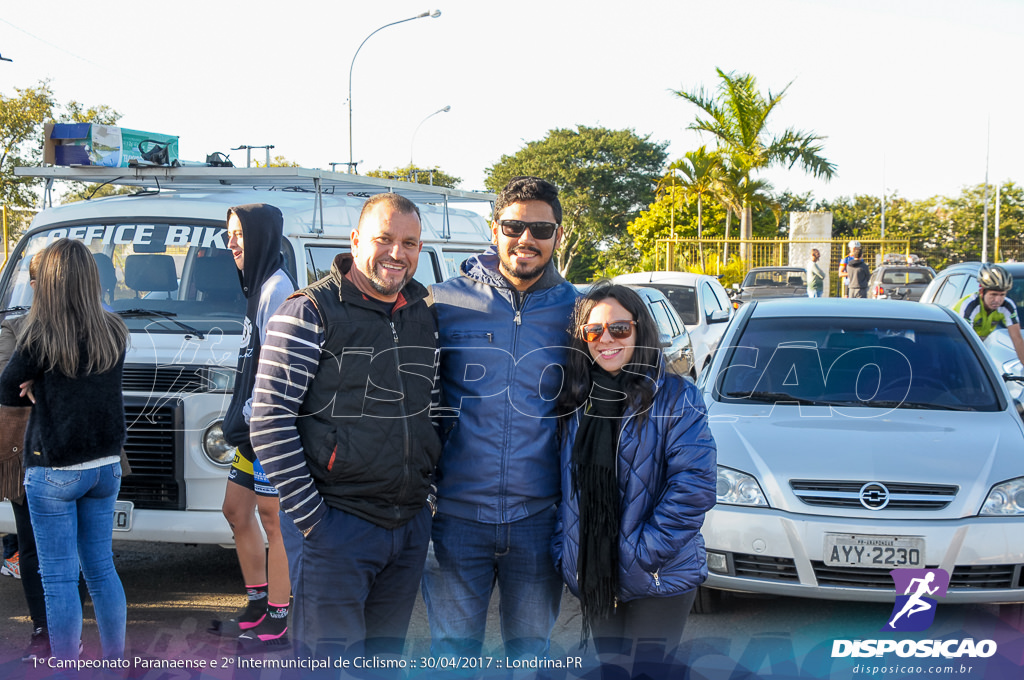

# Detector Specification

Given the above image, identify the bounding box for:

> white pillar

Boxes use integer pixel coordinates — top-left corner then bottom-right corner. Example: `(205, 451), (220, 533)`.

(788, 212), (834, 297)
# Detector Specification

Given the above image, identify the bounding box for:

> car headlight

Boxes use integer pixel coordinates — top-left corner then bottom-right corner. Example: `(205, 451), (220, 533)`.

(716, 466), (768, 506)
(202, 421), (236, 465)
(980, 477), (1024, 516)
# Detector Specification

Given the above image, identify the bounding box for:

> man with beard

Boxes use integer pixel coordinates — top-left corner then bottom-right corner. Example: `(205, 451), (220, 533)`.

(249, 193), (441, 658)
(424, 176), (579, 660)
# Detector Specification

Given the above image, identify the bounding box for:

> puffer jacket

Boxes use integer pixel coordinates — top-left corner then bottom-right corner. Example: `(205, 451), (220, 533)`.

(553, 368), (717, 602)
(430, 247), (579, 523)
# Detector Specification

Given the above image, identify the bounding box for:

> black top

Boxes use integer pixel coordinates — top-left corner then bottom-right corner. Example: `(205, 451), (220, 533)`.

(0, 339), (126, 468)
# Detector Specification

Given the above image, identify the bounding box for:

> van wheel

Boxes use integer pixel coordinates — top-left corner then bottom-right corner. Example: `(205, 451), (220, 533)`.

(690, 586), (719, 615)
(1000, 603), (1024, 630)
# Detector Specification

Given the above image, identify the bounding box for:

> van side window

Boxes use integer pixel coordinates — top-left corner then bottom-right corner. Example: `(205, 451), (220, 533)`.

(304, 246), (442, 285)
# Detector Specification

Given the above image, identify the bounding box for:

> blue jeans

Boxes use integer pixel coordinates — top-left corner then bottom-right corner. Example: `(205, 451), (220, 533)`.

(24, 463), (125, 660)
(281, 503), (431, 659)
(808, 289), (823, 298)
(422, 506), (562, 659)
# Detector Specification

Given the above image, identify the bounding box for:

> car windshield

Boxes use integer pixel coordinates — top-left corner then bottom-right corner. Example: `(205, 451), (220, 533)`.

(647, 283), (697, 325)
(0, 223), (249, 333)
(714, 316), (1000, 411)
(880, 269), (933, 285)
(743, 270), (806, 288)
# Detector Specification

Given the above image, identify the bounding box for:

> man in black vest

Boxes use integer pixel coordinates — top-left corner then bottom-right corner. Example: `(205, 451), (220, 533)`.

(250, 193), (441, 659)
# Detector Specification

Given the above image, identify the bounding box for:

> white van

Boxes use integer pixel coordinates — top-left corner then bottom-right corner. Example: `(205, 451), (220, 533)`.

(0, 166), (494, 544)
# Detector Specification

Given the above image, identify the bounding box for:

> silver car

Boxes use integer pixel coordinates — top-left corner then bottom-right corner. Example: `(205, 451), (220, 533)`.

(695, 298), (1024, 617)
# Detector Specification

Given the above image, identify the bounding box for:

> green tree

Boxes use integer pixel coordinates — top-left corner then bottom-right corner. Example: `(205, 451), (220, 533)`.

(1, 81), (57, 212)
(2, 81), (123, 230)
(486, 125), (668, 280)
(265, 155), (300, 168)
(366, 163), (461, 189)
(674, 69), (836, 253)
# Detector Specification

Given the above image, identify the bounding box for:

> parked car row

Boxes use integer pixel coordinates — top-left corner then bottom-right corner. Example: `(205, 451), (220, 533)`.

(610, 261), (1024, 621)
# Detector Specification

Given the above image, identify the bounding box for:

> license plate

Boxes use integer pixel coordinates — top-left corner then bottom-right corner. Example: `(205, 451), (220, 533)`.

(824, 534), (924, 568)
(113, 501), (134, 532)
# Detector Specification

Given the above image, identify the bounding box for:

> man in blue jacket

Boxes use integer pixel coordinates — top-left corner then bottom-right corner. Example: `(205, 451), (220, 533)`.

(424, 176), (579, 659)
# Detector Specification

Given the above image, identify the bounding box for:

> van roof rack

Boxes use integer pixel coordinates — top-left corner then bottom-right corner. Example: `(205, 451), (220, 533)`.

(15, 166), (495, 209)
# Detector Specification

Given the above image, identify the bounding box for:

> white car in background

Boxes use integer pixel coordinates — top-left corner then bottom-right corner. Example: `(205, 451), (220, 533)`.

(613, 271), (733, 374)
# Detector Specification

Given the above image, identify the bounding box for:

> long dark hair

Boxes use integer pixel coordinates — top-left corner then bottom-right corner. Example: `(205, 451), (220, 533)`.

(18, 239), (129, 377)
(558, 282), (661, 428)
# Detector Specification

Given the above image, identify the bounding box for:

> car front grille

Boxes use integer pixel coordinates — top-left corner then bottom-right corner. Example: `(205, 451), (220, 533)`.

(811, 562), (1022, 590)
(733, 553), (799, 582)
(120, 399), (184, 510)
(122, 364), (211, 394)
(791, 480), (958, 510)
(949, 564), (1022, 589)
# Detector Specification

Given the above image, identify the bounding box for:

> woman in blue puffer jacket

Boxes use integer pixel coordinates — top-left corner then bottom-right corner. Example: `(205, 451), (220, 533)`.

(553, 282), (717, 658)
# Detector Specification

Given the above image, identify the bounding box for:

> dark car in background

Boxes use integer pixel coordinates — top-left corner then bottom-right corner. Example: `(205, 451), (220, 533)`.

(732, 266), (808, 305)
(867, 264), (936, 301)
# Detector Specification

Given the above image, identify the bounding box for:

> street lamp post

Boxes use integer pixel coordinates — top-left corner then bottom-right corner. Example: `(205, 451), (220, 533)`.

(410, 105), (451, 166)
(347, 9), (441, 174)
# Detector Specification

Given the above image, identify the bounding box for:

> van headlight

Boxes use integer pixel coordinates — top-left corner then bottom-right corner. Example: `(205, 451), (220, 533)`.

(716, 466), (768, 506)
(204, 367), (237, 393)
(203, 421), (235, 465)
(980, 477), (1024, 516)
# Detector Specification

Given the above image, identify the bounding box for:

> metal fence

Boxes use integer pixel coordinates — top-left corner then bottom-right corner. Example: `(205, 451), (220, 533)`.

(657, 237), (913, 296)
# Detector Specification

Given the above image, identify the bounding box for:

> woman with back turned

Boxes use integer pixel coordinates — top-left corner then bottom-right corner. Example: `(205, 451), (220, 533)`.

(553, 282), (717, 674)
(0, 238), (130, 661)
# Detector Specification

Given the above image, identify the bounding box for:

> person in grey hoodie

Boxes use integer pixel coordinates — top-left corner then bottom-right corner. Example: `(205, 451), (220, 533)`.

(212, 204), (295, 649)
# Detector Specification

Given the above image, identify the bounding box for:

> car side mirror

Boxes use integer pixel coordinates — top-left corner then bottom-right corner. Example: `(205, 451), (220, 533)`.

(708, 309), (730, 324)
(659, 332), (672, 348)
(731, 283), (741, 291)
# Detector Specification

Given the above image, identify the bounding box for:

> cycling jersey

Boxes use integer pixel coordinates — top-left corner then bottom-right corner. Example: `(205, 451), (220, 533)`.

(954, 292), (1019, 339)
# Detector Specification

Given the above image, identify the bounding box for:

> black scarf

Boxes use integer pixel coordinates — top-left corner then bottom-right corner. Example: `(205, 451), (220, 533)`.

(571, 367), (629, 645)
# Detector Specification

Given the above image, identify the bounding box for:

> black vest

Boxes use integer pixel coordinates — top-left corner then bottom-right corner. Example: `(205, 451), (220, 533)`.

(296, 255), (441, 529)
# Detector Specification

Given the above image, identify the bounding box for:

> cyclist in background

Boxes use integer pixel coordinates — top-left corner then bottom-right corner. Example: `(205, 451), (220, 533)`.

(954, 263), (1024, 366)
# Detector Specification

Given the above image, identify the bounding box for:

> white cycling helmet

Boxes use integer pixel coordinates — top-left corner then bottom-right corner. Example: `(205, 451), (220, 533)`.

(848, 240), (862, 250)
(978, 263), (1013, 292)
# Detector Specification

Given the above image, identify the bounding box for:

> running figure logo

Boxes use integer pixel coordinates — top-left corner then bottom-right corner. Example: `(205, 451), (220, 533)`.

(883, 568), (950, 632)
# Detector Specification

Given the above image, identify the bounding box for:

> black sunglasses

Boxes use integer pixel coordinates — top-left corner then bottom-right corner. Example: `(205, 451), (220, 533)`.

(498, 220), (558, 240)
(579, 320), (635, 343)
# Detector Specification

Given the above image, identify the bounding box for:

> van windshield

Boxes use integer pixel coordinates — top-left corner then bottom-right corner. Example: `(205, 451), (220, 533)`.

(0, 223), (246, 333)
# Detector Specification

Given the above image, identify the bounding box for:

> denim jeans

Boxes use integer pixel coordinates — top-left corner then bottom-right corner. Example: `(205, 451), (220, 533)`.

(808, 289), (823, 298)
(281, 503), (431, 659)
(24, 463), (126, 660)
(422, 506), (562, 659)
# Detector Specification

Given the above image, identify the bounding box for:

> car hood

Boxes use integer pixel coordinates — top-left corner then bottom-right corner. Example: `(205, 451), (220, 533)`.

(706, 402), (1024, 519)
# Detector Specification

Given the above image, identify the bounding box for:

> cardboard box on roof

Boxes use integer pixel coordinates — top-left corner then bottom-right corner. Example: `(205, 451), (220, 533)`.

(44, 123), (179, 167)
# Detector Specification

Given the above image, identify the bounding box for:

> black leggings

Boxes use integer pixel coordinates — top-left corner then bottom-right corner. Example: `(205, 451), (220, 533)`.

(591, 589), (697, 673)
(11, 497), (46, 629)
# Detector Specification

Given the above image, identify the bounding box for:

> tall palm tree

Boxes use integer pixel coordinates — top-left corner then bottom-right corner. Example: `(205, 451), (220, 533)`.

(671, 146), (723, 269)
(675, 69), (836, 258)
(715, 162), (776, 263)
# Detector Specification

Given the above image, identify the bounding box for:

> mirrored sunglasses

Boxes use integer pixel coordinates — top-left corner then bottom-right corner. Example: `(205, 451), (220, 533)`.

(579, 320), (636, 343)
(498, 220), (558, 240)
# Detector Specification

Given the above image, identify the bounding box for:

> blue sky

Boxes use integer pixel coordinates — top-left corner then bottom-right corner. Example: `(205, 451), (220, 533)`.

(2, 0), (1021, 202)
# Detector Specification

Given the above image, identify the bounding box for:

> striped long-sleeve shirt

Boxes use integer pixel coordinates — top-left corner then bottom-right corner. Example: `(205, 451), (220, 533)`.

(250, 295), (328, 534)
